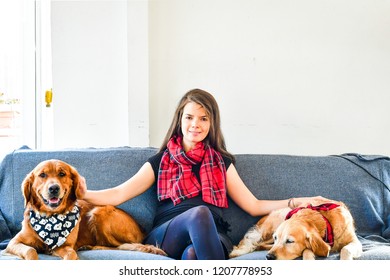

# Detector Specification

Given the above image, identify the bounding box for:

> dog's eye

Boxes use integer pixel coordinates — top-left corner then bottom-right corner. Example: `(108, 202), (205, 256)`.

(285, 239), (294, 244)
(39, 173), (46, 178)
(58, 172), (66, 177)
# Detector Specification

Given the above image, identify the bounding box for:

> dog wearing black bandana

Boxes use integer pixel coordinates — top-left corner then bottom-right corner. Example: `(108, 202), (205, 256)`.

(4, 159), (166, 260)
(229, 199), (362, 260)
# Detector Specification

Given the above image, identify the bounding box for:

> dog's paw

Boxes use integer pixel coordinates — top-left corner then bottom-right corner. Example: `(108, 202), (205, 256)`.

(339, 241), (363, 260)
(77, 245), (93, 251)
(302, 249), (316, 260)
(25, 247), (39, 260)
(144, 244), (167, 256)
(229, 246), (247, 258)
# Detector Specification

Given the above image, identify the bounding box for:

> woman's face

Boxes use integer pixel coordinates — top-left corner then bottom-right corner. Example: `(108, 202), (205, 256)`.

(181, 102), (210, 152)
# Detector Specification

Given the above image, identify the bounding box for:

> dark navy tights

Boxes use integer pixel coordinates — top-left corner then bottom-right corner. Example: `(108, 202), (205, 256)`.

(145, 206), (225, 260)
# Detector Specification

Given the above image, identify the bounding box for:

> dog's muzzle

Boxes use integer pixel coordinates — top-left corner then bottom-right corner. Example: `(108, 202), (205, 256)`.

(266, 253), (276, 260)
(42, 184), (63, 208)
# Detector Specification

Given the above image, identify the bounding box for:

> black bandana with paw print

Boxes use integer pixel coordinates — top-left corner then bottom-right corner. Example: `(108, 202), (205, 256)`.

(29, 205), (80, 250)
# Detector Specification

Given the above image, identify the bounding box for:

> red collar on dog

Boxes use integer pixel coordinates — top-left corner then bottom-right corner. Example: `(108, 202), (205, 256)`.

(285, 203), (340, 247)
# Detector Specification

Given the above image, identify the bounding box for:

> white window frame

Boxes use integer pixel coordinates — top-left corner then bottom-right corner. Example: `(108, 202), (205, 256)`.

(22, 0), (37, 149)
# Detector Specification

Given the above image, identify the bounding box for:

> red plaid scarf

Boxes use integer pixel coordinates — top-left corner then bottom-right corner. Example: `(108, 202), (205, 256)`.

(157, 136), (228, 208)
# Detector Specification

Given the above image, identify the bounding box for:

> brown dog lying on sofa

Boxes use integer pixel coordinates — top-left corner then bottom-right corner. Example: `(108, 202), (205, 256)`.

(229, 199), (362, 260)
(5, 159), (166, 260)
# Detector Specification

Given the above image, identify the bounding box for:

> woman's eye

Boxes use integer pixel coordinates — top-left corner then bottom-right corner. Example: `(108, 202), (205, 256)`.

(39, 173), (46, 178)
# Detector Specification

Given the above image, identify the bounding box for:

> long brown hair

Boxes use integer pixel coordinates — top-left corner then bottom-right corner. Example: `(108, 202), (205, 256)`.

(159, 89), (235, 163)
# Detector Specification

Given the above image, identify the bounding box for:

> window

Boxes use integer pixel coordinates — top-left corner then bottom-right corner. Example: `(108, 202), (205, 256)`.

(0, 0), (36, 159)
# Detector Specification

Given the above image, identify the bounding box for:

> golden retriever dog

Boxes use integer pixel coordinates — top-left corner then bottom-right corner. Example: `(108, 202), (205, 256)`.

(4, 159), (166, 260)
(229, 199), (362, 260)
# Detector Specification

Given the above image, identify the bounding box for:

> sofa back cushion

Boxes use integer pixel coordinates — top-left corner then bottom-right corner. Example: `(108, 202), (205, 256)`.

(224, 154), (390, 245)
(0, 147), (159, 237)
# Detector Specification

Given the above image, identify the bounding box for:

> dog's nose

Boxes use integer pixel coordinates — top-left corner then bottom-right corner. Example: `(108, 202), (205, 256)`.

(48, 184), (60, 195)
(266, 253), (276, 260)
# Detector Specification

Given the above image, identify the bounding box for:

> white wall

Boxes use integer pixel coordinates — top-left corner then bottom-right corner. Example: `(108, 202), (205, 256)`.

(50, 0), (390, 156)
(149, 0), (390, 156)
(51, 0), (130, 148)
(127, 0), (149, 146)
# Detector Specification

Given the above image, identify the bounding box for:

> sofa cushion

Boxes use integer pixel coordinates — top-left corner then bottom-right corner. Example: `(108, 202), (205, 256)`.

(1, 250), (173, 260)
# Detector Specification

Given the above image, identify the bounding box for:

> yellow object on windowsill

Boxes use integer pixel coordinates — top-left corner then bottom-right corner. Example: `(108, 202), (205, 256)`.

(45, 89), (53, 107)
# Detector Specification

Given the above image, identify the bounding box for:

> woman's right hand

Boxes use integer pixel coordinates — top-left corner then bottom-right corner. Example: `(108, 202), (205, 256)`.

(77, 175), (88, 199)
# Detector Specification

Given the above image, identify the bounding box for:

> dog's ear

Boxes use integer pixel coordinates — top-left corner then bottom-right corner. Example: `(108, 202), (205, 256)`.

(21, 171), (34, 207)
(305, 232), (330, 257)
(69, 166), (86, 199)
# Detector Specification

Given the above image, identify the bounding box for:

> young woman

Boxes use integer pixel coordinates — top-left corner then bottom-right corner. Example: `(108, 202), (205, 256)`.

(81, 88), (324, 259)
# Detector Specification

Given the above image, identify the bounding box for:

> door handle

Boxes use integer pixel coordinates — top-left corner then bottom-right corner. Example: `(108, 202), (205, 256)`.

(45, 89), (53, 107)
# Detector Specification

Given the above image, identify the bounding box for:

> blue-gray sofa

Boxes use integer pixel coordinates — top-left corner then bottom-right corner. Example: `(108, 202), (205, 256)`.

(1, 146), (389, 260)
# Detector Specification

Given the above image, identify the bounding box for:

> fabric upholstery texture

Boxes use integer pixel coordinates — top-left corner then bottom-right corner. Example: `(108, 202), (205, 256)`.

(0, 147), (389, 260)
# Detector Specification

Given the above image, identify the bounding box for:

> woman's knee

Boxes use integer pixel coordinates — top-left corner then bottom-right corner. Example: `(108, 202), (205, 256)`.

(182, 244), (197, 260)
(188, 205), (213, 220)
(186, 205), (215, 228)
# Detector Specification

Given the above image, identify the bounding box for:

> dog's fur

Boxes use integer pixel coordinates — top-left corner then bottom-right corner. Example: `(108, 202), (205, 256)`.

(5, 159), (166, 260)
(229, 199), (362, 260)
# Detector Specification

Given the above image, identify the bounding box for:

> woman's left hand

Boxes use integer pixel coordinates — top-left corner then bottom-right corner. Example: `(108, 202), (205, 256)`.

(292, 196), (330, 208)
